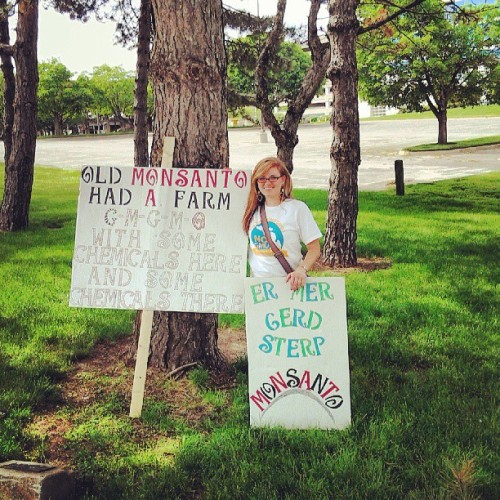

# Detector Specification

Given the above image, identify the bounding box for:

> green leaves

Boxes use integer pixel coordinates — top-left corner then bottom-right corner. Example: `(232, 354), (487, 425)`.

(36, 60), (139, 133)
(357, 0), (499, 117)
(88, 64), (136, 118)
(37, 58), (92, 133)
(227, 36), (312, 108)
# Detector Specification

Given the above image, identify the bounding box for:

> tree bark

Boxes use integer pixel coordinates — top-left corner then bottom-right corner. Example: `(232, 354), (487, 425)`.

(148, 0), (228, 170)
(130, 0), (228, 374)
(276, 136), (298, 171)
(54, 115), (63, 136)
(0, 0), (39, 232)
(131, 0), (152, 349)
(133, 0), (151, 168)
(437, 109), (447, 144)
(322, 0), (360, 268)
(0, 0), (15, 164)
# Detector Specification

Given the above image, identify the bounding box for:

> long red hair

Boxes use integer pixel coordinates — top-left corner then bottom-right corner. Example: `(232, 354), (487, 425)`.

(242, 157), (293, 233)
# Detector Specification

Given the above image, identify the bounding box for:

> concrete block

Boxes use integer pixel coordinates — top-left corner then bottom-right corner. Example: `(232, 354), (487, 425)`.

(0, 461), (74, 500)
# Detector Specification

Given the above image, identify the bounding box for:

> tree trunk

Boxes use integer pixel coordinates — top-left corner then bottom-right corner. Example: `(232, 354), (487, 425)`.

(0, 0), (39, 232)
(322, 0), (360, 268)
(0, 0), (15, 164)
(272, 103), (303, 173)
(130, 0), (228, 374)
(437, 109), (447, 144)
(132, 0), (152, 348)
(133, 0), (151, 168)
(54, 115), (63, 136)
(276, 131), (298, 172)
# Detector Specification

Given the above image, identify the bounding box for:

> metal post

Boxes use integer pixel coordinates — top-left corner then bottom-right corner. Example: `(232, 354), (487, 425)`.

(395, 159), (405, 196)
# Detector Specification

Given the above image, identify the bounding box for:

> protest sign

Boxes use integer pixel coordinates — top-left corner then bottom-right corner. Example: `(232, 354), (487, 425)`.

(245, 277), (351, 429)
(70, 166), (250, 314)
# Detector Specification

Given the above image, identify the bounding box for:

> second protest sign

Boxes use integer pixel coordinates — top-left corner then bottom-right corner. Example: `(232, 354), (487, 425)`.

(245, 277), (351, 430)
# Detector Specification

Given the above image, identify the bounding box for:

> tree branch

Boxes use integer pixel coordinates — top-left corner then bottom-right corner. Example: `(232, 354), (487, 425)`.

(223, 3), (272, 32)
(421, 64), (442, 111)
(255, 0), (287, 136)
(359, 0), (426, 34)
(419, 80), (439, 116)
(307, 0), (325, 63)
(227, 88), (256, 108)
(283, 0), (330, 130)
(0, 42), (14, 56)
(166, 362), (198, 379)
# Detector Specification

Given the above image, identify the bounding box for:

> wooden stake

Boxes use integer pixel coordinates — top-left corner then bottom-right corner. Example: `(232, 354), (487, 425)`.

(129, 309), (154, 418)
(162, 136), (175, 168)
(129, 136), (175, 418)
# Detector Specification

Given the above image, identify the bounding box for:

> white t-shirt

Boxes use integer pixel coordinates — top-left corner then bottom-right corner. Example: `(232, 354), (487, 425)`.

(248, 198), (322, 277)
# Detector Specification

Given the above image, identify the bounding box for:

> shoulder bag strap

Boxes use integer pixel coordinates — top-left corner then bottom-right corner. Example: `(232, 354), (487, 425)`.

(259, 204), (294, 274)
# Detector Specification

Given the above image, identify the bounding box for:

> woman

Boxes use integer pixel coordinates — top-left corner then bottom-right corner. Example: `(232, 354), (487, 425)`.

(242, 157), (321, 291)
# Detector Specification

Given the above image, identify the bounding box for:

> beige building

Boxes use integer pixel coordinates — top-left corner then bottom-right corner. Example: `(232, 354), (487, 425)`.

(306, 80), (399, 119)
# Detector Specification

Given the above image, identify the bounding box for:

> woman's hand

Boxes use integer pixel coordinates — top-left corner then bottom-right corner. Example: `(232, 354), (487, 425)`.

(286, 266), (307, 291)
(285, 239), (320, 290)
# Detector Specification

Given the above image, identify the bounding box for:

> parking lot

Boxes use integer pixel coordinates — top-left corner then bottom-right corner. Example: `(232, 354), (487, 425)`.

(29, 116), (500, 190)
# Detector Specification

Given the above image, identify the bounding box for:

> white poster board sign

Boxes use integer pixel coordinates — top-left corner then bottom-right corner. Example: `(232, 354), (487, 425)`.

(244, 277), (351, 429)
(70, 166), (250, 313)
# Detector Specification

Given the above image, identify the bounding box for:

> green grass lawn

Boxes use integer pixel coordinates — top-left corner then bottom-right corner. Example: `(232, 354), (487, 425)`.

(405, 135), (500, 152)
(0, 168), (498, 498)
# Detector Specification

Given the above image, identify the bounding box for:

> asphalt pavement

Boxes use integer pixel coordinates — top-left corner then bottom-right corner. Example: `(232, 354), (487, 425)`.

(29, 116), (500, 190)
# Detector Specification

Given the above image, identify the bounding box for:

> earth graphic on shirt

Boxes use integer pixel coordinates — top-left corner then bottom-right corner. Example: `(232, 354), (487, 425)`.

(251, 221), (284, 252)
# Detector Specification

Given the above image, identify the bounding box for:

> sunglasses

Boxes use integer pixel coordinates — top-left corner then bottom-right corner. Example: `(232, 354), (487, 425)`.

(256, 175), (283, 184)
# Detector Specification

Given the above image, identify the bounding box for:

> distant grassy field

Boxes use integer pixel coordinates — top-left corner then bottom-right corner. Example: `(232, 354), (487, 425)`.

(229, 104), (500, 126)
(362, 103), (500, 121)
(0, 168), (498, 498)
